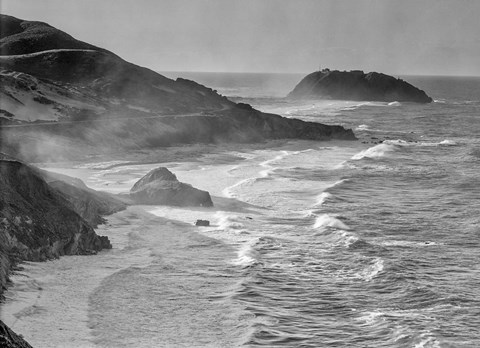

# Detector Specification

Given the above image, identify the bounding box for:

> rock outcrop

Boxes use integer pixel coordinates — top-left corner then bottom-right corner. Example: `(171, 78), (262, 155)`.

(288, 69), (433, 103)
(130, 167), (213, 207)
(0, 14), (355, 162)
(0, 320), (33, 348)
(41, 170), (126, 227)
(0, 160), (112, 262)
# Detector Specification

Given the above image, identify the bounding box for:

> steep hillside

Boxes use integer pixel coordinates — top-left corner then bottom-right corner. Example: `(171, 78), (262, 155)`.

(0, 14), (108, 55)
(0, 14), (355, 161)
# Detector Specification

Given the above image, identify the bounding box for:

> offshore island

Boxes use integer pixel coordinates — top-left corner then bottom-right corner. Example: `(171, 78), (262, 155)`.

(288, 68), (433, 103)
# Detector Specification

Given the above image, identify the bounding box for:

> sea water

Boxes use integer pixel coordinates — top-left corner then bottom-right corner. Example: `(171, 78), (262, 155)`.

(1, 73), (480, 347)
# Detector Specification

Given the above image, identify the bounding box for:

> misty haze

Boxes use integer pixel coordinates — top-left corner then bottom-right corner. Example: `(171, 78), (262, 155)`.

(1, 1), (479, 347)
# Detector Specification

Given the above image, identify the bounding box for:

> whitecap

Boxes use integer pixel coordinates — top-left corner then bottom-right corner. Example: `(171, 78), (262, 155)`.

(358, 257), (384, 281)
(231, 238), (259, 267)
(413, 332), (441, 348)
(215, 211), (246, 230)
(438, 139), (457, 146)
(356, 311), (385, 325)
(313, 192), (332, 207)
(351, 143), (396, 160)
(355, 124), (370, 131)
(313, 214), (350, 230)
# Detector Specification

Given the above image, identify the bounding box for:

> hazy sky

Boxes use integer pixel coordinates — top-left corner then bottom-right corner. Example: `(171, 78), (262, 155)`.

(2, 0), (480, 75)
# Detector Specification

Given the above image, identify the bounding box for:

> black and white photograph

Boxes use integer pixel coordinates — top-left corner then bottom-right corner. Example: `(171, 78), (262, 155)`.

(1, 1), (479, 347)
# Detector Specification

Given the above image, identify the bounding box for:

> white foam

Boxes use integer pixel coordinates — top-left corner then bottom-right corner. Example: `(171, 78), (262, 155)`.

(231, 239), (258, 267)
(380, 240), (440, 247)
(313, 214), (350, 230)
(313, 192), (332, 207)
(388, 101), (401, 106)
(359, 257), (384, 281)
(438, 139), (457, 146)
(355, 124), (370, 131)
(222, 177), (256, 198)
(382, 139), (457, 148)
(351, 143), (396, 160)
(414, 333), (441, 348)
(215, 211), (246, 231)
(356, 311), (385, 325)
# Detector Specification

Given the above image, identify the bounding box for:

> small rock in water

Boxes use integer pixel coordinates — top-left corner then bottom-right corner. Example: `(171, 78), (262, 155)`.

(195, 219), (210, 226)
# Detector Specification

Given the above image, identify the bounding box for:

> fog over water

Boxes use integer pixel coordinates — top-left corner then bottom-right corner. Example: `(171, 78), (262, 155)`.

(2, 0), (480, 76)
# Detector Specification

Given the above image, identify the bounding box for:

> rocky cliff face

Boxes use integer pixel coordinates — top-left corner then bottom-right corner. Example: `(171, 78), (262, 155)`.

(0, 14), (355, 162)
(288, 69), (433, 103)
(0, 160), (118, 302)
(41, 170), (127, 227)
(0, 158), (125, 347)
(130, 167), (213, 207)
(0, 320), (33, 348)
(0, 160), (112, 261)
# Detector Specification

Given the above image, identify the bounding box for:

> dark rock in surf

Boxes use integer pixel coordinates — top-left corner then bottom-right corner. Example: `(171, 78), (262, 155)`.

(288, 69), (433, 103)
(130, 167), (213, 207)
(195, 219), (210, 226)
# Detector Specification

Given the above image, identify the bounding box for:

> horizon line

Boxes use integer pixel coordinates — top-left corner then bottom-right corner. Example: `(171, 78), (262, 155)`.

(157, 70), (480, 78)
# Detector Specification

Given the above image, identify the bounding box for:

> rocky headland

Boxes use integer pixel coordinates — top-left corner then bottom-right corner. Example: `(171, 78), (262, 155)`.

(288, 69), (433, 103)
(0, 14), (355, 163)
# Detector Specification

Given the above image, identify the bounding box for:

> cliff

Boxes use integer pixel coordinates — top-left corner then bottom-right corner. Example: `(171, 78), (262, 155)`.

(288, 69), (433, 103)
(0, 159), (112, 264)
(0, 159), (126, 297)
(0, 320), (33, 348)
(41, 170), (127, 227)
(0, 14), (355, 162)
(0, 158), (126, 346)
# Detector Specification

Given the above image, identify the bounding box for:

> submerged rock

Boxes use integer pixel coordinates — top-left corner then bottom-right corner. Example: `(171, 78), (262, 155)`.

(130, 167), (213, 207)
(288, 69), (432, 103)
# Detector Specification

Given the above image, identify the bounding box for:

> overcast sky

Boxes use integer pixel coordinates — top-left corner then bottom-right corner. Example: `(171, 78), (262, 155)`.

(2, 0), (480, 75)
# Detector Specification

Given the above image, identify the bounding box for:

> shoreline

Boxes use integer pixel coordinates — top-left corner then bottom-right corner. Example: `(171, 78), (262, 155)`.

(1, 139), (362, 347)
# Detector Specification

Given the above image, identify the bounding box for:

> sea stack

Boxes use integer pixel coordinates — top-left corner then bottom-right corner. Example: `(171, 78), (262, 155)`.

(130, 167), (214, 207)
(288, 69), (433, 103)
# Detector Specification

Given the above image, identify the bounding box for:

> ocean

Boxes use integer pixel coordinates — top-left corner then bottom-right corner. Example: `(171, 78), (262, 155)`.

(1, 72), (480, 348)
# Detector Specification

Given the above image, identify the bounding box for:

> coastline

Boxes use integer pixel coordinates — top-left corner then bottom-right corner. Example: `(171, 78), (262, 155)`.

(1, 139), (362, 347)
